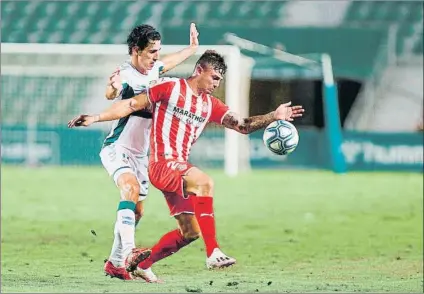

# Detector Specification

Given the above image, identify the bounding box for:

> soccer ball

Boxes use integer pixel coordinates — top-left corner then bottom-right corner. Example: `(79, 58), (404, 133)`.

(263, 120), (299, 155)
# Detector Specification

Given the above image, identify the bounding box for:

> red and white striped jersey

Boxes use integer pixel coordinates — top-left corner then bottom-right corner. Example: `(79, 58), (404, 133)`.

(147, 78), (230, 162)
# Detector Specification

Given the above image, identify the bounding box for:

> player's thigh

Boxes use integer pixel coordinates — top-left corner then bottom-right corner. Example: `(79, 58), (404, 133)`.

(100, 144), (135, 185)
(100, 145), (144, 201)
(183, 167), (214, 196)
(149, 161), (196, 216)
(148, 160), (192, 197)
(174, 213), (200, 240)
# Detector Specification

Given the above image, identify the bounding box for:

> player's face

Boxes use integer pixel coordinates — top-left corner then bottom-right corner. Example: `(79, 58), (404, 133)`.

(137, 40), (161, 71)
(198, 65), (223, 94)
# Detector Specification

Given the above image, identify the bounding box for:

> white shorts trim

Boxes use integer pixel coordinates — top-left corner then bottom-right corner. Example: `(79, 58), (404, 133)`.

(112, 166), (133, 184)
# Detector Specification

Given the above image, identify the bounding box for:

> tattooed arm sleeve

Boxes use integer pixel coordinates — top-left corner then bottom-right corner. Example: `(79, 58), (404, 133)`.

(221, 111), (276, 134)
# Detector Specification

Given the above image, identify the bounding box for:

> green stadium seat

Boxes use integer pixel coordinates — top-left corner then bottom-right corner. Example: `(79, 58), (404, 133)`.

(343, 2), (362, 22)
(1, 0), (287, 43)
(182, 3), (199, 23)
(0, 0), (421, 57)
(373, 2), (392, 21)
(343, 1), (423, 55)
(267, 1), (285, 24)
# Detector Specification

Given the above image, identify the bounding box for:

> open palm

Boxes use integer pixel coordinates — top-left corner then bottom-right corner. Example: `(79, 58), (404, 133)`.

(274, 102), (304, 121)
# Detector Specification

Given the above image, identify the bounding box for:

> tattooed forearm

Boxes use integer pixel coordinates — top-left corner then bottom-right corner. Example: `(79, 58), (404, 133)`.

(222, 111), (276, 134)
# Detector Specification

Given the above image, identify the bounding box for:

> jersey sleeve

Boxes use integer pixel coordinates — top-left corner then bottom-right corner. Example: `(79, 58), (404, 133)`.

(209, 96), (230, 124)
(147, 78), (176, 103)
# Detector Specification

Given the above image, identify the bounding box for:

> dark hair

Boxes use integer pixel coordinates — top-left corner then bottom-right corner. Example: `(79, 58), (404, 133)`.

(195, 50), (227, 75)
(127, 25), (161, 55)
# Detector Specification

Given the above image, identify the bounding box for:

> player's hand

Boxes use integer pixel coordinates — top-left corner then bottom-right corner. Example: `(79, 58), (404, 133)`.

(67, 114), (98, 128)
(189, 23), (199, 50)
(108, 68), (123, 92)
(274, 102), (304, 121)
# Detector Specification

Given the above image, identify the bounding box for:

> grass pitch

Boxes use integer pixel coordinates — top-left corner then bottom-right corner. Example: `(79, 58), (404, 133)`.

(1, 166), (423, 293)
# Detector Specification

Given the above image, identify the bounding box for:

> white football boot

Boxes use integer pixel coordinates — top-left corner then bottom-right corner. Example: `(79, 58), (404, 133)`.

(206, 248), (236, 269)
(133, 267), (162, 283)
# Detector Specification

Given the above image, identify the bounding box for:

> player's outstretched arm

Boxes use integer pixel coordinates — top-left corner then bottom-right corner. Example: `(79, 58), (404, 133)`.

(221, 102), (304, 134)
(67, 91), (150, 128)
(159, 23), (199, 74)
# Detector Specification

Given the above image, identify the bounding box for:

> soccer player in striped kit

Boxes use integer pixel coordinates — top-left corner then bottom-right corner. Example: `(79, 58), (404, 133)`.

(69, 50), (304, 282)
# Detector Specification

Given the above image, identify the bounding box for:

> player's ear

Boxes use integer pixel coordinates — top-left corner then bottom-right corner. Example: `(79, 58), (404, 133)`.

(132, 46), (141, 56)
(195, 64), (203, 75)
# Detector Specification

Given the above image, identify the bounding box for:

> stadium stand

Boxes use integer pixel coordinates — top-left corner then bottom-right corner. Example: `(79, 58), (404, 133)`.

(1, 1), (422, 128)
(1, 1), (421, 55)
(1, 1), (285, 43)
(1, 76), (91, 126)
(343, 1), (423, 55)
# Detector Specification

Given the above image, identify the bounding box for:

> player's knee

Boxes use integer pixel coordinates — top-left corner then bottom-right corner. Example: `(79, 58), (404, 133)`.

(120, 182), (140, 203)
(197, 176), (214, 195)
(188, 176), (214, 196)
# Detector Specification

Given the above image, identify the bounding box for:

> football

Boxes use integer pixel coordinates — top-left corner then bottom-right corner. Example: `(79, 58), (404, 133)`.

(263, 120), (299, 155)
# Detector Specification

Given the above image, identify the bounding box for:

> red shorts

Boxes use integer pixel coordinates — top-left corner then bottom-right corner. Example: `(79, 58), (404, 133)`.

(148, 159), (195, 217)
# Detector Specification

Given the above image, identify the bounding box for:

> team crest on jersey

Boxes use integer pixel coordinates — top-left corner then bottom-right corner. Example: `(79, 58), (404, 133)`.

(202, 101), (208, 113)
(176, 163), (188, 171)
(149, 80), (158, 86)
(166, 161), (188, 171)
(122, 153), (129, 164)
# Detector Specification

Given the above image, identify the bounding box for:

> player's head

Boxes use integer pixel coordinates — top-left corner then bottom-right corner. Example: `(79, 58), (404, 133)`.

(193, 50), (227, 94)
(127, 24), (161, 71)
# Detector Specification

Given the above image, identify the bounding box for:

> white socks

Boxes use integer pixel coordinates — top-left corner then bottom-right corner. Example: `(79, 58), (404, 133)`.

(109, 206), (136, 267)
(117, 208), (136, 259)
(109, 223), (124, 267)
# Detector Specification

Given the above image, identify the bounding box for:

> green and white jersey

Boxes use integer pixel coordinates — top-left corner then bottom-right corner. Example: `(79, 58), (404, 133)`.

(102, 60), (164, 155)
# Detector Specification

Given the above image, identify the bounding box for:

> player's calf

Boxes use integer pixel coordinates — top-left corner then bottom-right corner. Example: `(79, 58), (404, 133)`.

(177, 213), (201, 241)
(116, 174), (141, 259)
(184, 168), (228, 260)
(135, 201), (144, 227)
(106, 175), (144, 271)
